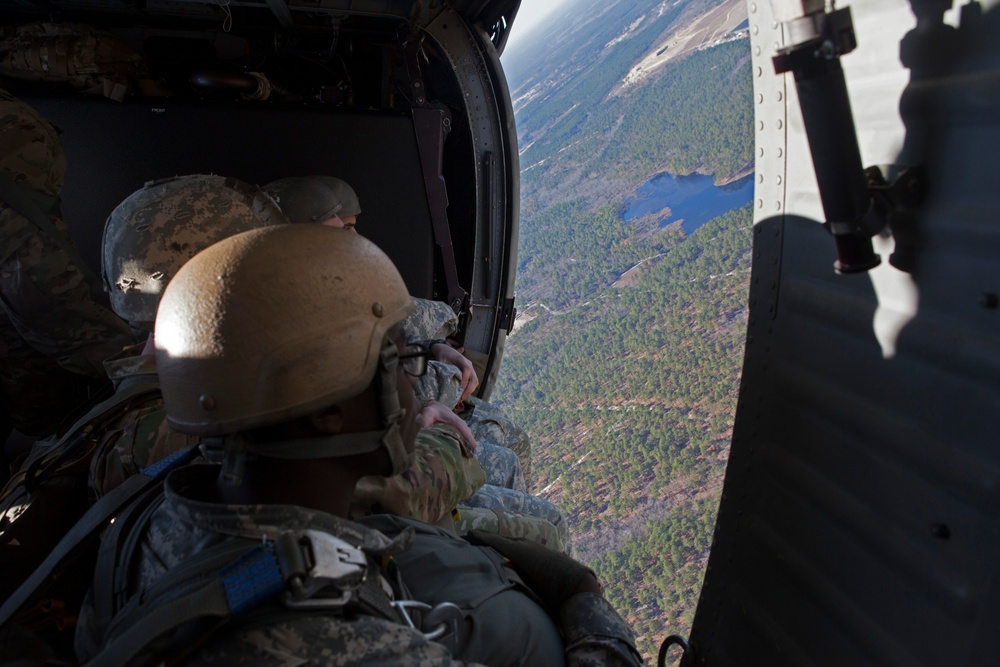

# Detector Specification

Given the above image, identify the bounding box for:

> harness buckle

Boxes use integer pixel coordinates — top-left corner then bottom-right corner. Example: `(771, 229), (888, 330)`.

(392, 600), (468, 654)
(284, 529), (368, 608)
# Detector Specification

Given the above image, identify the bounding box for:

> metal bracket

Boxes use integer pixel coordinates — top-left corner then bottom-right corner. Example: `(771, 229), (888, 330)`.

(497, 296), (516, 333)
(283, 530), (367, 608)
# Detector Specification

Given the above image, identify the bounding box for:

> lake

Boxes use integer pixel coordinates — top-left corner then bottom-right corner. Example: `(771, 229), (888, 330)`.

(622, 172), (754, 234)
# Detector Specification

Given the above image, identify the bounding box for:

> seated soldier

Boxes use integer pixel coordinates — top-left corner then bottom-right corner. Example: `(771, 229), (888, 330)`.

(90, 174), (287, 494)
(0, 88), (134, 451)
(91, 175), (485, 530)
(75, 225), (641, 666)
(262, 175), (568, 548)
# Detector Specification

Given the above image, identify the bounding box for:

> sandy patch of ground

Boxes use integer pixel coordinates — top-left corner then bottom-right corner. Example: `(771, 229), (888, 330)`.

(613, 0), (749, 95)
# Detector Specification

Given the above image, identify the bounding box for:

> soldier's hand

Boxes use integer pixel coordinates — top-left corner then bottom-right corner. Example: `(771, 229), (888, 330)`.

(416, 400), (477, 455)
(431, 341), (480, 402)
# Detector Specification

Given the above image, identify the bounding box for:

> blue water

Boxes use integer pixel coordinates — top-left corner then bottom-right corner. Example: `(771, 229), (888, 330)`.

(622, 172), (753, 234)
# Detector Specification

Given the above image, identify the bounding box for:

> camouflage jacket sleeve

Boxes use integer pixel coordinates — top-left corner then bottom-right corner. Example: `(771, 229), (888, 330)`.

(351, 424), (487, 524)
(402, 297), (458, 340)
(559, 593), (644, 667)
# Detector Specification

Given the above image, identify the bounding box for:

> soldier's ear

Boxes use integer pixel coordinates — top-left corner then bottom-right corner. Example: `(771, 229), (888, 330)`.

(307, 405), (345, 434)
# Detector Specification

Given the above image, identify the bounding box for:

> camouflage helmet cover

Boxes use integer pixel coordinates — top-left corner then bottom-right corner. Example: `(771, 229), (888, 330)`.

(155, 224), (414, 438)
(262, 175), (361, 223)
(0, 88), (66, 197)
(102, 174), (287, 327)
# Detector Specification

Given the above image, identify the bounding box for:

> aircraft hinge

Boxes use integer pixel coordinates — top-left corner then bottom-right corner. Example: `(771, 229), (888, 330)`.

(498, 297), (516, 334)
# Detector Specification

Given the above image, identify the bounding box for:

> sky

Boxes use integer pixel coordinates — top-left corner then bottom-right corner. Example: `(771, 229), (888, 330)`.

(503, 0), (580, 52)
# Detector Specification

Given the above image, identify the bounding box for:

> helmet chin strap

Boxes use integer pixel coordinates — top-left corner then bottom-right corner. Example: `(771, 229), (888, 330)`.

(218, 339), (413, 485)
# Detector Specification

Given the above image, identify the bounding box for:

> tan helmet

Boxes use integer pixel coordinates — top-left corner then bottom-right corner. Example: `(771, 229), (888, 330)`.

(154, 225), (414, 472)
(262, 176), (361, 223)
(102, 174), (287, 328)
(0, 88), (66, 197)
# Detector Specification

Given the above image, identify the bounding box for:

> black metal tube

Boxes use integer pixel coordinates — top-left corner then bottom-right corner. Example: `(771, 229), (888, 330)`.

(791, 54), (880, 273)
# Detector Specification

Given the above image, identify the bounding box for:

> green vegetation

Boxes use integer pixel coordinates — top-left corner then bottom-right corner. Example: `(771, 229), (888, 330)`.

(592, 499), (719, 648)
(497, 2), (754, 659)
(496, 206), (752, 658)
(522, 39), (753, 193)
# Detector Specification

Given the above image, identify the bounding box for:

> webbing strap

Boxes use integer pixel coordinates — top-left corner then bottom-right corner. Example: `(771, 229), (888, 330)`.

(220, 544), (286, 615)
(85, 580), (233, 667)
(0, 446), (199, 629)
(2, 379), (161, 498)
(87, 543), (286, 667)
(88, 542), (304, 667)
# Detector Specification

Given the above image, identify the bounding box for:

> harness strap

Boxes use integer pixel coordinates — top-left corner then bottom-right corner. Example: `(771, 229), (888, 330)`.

(85, 579), (234, 667)
(0, 446), (198, 629)
(4, 379), (161, 497)
(86, 532), (402, 667)
(404, 38), (467, 314)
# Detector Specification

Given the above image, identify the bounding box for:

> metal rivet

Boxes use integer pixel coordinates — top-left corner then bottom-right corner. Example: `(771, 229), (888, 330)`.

(757, 93), (764, 104)
(776, 175), (783, 185)
(199, 395), (216, 410)
(756, 66), (763, 77)
(776, 91), (783, 101)
(753, 25), (759, 35)
(775, 201), (782, 210)
(750, 3), (757, 13)
(758, 147), (765, 157)
(777, 119), (784, 129)
(372, 302), (384, 317)
(777, 148), (784, 157)
(757, 199), (764, 209)
(754, 46), (761, 56)
(757, 173), (764, 183)
(758, 121), (764, 131)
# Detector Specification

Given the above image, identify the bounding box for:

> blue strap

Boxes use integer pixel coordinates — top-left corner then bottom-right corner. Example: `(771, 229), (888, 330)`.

(221, 543), (286, 615)
(140, 446), (200, 479)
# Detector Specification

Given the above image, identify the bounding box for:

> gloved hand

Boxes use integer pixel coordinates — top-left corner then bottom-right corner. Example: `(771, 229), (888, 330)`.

(467, 529), (596, 613)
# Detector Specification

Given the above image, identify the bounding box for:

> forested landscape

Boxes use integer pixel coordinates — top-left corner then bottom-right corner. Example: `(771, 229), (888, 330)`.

(496, 0), (754, 659)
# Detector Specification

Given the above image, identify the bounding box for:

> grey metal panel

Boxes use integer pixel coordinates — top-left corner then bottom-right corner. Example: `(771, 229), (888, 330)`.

(18, 97), (435, 299)
(687, 1), (1000, 665)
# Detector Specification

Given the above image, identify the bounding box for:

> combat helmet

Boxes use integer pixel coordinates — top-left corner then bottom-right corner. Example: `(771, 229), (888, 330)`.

(102, 174), (287, 329)
(154, 224), (415, 475)
(262, 175), (361, 224)
(0, 88), (66, 197)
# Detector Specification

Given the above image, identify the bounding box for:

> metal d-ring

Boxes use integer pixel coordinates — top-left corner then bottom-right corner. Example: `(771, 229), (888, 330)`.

(658, 634), (691, 667)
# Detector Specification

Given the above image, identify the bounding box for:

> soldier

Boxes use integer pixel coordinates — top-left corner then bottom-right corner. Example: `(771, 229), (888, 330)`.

(91, 175), (487, 524)
(90, 174), (288, 494)
(261, 175), (480, 402)
(75, 225), (641, 666)
(262, 174), (567, 547)
(0, 88), (134, 447)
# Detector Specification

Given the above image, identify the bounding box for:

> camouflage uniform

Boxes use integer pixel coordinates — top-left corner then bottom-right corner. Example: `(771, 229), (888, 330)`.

(352, 423), (486, 525)
(414, 359), (464, 411)
(0, 88), (133, 435)
(464, 482), (570, 552)
(403, 297), (459, 341)
(88, 345), (200, 497)
(76, 464), (641, 666)
(401, 300), (564, 546)
(462, 396), (533, 487)
(453, 506), (564, 553)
